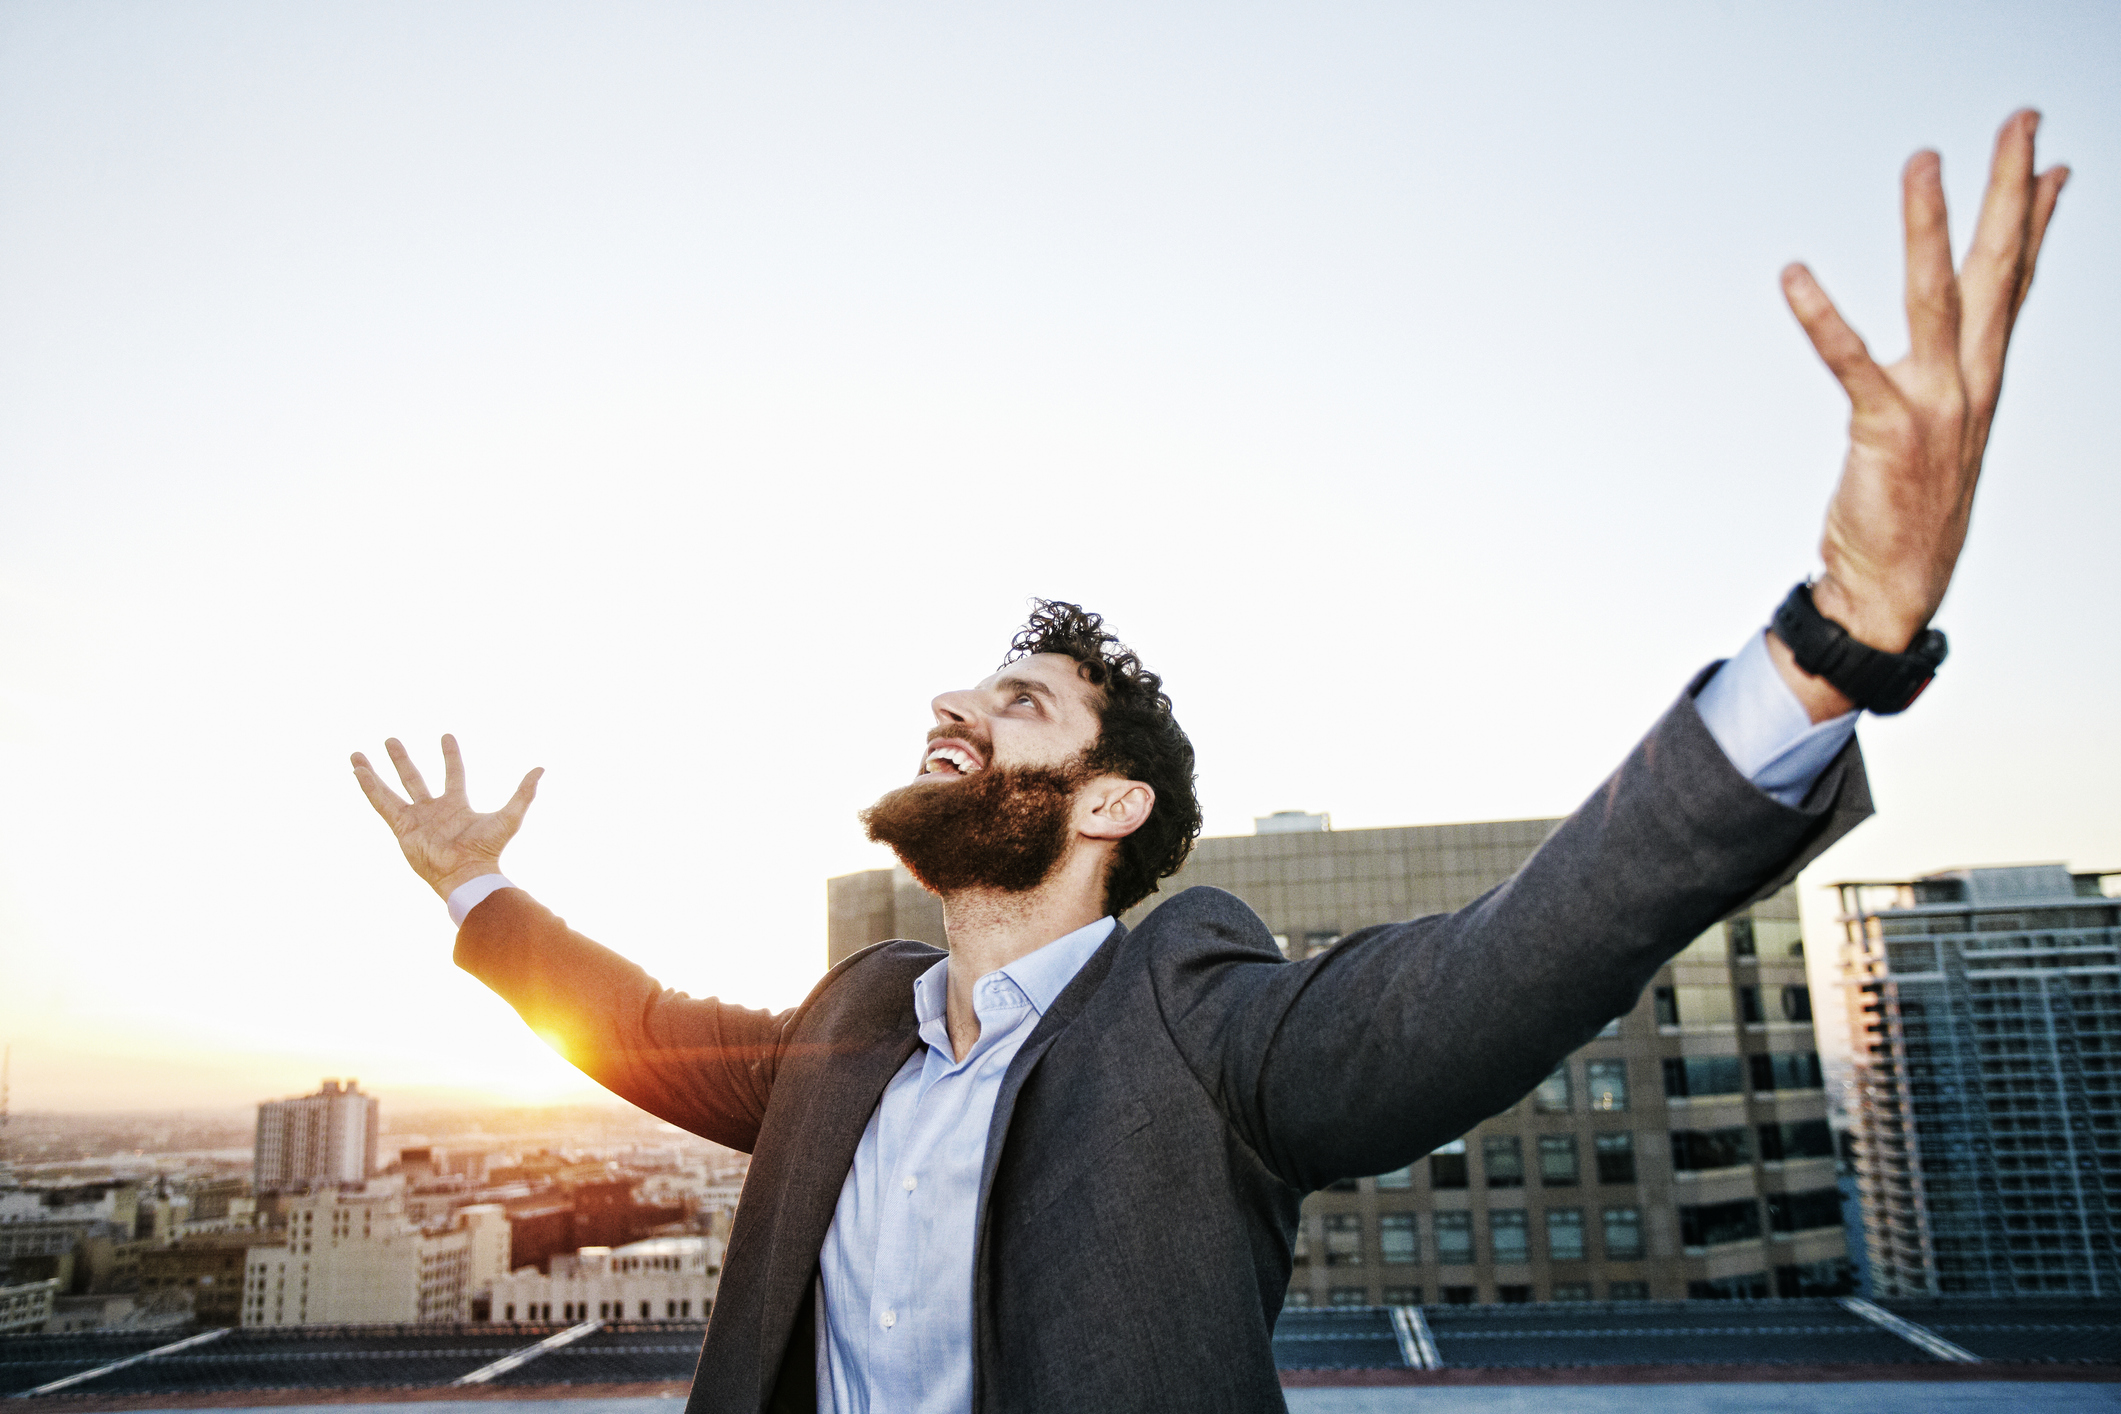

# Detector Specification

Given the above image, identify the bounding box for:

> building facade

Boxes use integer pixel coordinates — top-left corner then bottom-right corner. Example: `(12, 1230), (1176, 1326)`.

(254, 1080), (380, 1191)
(829, 811), (1851, 1302)
(489, 1235), (723, 1324)
(241, 1191), (508, 1327)
(1836, 863), (2121, 1296)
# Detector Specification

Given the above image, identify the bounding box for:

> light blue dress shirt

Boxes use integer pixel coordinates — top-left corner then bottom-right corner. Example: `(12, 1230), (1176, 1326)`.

(813, 914), (1117, 1414)
(440, 632), (1860, 1414)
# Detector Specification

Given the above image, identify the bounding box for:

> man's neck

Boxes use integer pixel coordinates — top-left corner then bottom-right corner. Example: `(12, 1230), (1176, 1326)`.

(936, 871), (1107, 1061)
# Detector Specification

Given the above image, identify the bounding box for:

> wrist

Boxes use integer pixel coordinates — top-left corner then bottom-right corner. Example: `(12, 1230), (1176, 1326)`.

(1763, 629), (1855, 725)
(1808, 573), (1926, 655)
(432, 861), (505, 901)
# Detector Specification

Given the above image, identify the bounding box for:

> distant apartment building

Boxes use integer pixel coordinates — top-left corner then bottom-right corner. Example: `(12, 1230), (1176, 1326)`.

(0, 1277), (59, 1334)
(828, 810), (1850, 1303)
(241, 1191), (508, 1327)
(254, 1080), (380, 1191)
(138, 1234), (256, 1327)
(1836, 862), (2120, 1296)
(489, 1235), (724, 1323)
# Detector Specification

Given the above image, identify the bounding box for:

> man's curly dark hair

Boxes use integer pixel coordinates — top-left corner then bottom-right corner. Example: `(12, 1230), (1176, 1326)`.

(1005, 600), (1202, 916)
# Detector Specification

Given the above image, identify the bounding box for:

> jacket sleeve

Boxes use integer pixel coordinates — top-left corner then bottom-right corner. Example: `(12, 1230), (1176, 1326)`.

(453, 887), (789, 1153)
(1152, 667), (1872, 1191)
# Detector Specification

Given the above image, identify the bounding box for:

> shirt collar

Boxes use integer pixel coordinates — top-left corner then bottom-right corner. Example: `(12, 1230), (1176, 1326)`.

(911, 915), (1117, 1025)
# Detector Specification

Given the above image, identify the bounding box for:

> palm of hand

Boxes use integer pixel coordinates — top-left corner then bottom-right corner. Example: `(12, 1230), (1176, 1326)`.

(352, 735), (543, 899)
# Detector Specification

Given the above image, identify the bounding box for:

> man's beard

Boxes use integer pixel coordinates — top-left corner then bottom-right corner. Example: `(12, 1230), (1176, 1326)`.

(860, 759), (1088, 897)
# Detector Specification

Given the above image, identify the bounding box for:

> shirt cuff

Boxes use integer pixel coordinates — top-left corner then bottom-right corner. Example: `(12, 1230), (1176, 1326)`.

(1695, 630), (1859, 809)
(447, 874), (515, 927)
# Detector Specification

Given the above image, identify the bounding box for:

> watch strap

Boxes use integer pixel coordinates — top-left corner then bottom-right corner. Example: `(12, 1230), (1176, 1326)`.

(1770, 582), (1947, 715)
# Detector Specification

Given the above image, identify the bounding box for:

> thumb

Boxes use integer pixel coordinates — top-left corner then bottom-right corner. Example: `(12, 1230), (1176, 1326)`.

(497, 767), (544, 833)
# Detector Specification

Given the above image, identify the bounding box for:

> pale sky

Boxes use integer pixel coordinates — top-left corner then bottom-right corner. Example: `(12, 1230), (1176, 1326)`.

(2, 2), (2114, 1114)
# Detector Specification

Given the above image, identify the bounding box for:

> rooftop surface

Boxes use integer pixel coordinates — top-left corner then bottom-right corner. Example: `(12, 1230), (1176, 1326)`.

(3, 1298), (2114, 1408)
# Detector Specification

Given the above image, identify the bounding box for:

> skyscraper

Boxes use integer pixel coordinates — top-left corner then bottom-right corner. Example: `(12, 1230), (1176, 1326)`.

(827, 812), (1850, 1301)
(254, 1079), (379, 1192)
(1836, 863), (2121, 1296)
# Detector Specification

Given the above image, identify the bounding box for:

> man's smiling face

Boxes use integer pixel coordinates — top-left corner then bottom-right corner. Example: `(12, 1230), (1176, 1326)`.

(913, 652), (1107, 785)
(859, 652), (1116, 900)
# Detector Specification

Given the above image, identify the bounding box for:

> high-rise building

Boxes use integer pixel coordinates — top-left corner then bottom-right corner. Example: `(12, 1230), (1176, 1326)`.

(1835, 863), (2121, 1296)
(254, 1080), (379, 1192)
(826, 813), (1850, 1302)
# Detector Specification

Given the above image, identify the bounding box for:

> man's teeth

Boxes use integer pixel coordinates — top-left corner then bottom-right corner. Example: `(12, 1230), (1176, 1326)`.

(925, 746), (981, 775)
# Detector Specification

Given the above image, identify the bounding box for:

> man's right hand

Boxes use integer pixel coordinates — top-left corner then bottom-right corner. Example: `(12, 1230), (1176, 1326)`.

(352, 734), (543, 900)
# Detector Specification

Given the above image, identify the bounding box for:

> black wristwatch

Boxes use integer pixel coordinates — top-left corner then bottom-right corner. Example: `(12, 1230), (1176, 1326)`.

(1770, 582), (1947, 715)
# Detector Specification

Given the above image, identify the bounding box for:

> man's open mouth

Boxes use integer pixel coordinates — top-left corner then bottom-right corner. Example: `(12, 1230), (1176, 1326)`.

(921, 741), (986, 778)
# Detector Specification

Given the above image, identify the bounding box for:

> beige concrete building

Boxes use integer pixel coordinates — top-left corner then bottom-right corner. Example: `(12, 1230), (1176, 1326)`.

(241, 1190), (508, 1327)
(828, 811), (1850, 1303)
(0, 1277), (58, 1334)
(490, 1235), (724, 1323)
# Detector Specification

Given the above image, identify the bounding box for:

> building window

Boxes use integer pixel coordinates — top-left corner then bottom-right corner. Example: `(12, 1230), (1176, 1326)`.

(1380, 1214), (1418, 1264)
(1328, 1287), (1368, 1307)
(1602, 1207), (1645, 1260)
(1728, 917), (1756, 957)
(1546, 1209), (1586, 1262)
(1593, 1132), (1637, 1184)
(1375, 1166), (1414, 1191)
(1585, 1060), (1629, 1111)
(1284, 1289), (1313, 1309)
(1435, 1212), (1474, 1264)
(1765, 1188), (1845, 1234)
(1382, 1285), (1423, 1305)
(640, 1301), (651, 1318)
(1497, 1284), (1534, 1304)
(1689, 1272), (1771, 1300)
(1678, 1199), (1762, 1248)
(1538, 1134), (1579, 1186)
(1430, 1139), (1469, 1189)
(1758, 1119), (1835, 1162)
(1780, 985), (1813, 1022)
(1305, 931), (1342, 957)
(503, 1303), (514, 1320)
(1552, 1282), (1595, 1302)
(1608, 1281), (1649, 1301)
(1324, 1177), (1361, 1193)
(1670, 1126), (1755, 1173)
(1775, 1259), (1856, 1298)
(1662, 1056), (1745, 1098)
(1533, 1066), (1571, 1113)
(1748, 1051), (1823, 1092)
(1739, 986), (1763, 1024)
(1323, 1214), (1363, 1266)
(1441, 1285), (1477, 1305)
(1291, 1218), (1311, 1266)
(1654, 988), (1679, 1027)
(1489, 1210), (1528, 1264)
(1483, 1136), (1525, 1188)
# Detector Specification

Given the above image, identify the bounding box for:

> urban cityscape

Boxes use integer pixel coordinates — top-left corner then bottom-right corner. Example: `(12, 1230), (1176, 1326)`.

(3, 809), (2112, 1395)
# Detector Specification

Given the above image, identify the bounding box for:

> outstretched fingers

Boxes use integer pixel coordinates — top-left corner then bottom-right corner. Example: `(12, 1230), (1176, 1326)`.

(2013, 164), (2069, 320)
(384, 737), (434, 802)
(441, 733), (466, 799)
(1900, 150), (1960, 376)
(1782, 264), (1895, 410)
(351, 753), (410, 830)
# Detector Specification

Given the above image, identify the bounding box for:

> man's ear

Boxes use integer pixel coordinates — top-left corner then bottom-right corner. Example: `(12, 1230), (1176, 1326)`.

(1077, 777), (1155, 841)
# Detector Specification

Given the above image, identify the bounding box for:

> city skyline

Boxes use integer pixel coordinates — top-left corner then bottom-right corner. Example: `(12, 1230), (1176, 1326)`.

(2, 3), (2116, 1112)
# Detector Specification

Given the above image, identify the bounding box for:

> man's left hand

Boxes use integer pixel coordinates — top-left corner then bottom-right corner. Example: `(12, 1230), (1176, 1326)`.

(1772, 108), (2068, 721)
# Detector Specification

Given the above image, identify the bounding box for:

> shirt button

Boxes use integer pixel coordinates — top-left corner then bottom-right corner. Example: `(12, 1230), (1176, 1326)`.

(880, 1309), (897, 1330)
(902, 1176), (917, 1192)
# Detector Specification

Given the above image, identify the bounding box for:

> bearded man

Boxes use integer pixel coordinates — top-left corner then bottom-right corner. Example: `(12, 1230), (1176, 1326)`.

(354, 112), (2065, 1414)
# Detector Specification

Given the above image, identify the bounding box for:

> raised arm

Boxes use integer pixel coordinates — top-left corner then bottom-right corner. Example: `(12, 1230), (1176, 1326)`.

(352, 735), (786, 1150)
(1166, 109), (2068, 1188)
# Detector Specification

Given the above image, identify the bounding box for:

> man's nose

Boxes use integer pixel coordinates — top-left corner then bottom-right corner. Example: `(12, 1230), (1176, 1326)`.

(931, 688), (980, 727)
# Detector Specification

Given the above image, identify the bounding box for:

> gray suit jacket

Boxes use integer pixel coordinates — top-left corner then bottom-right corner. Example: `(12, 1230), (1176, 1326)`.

(454, 670), (1869, 1414)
